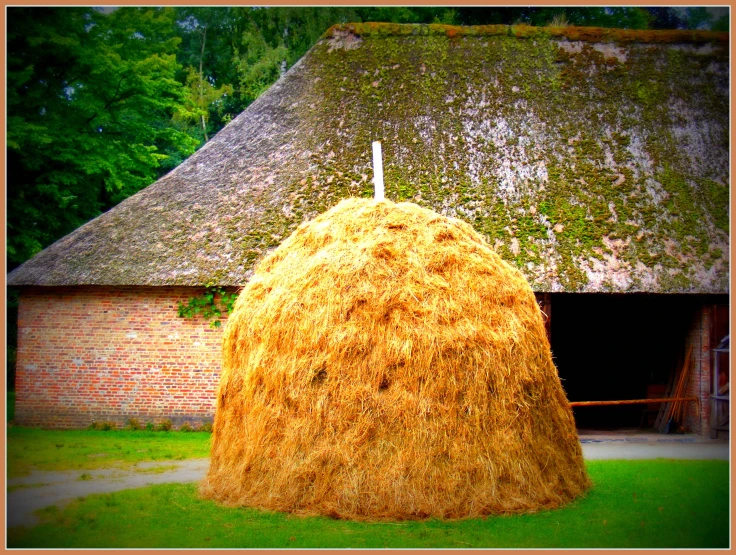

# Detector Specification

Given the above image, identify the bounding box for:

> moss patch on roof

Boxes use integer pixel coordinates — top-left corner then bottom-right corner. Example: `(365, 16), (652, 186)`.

(292, 26), (729, 292)
(324, 22), (728, 45)
(7, 24), (729, 293)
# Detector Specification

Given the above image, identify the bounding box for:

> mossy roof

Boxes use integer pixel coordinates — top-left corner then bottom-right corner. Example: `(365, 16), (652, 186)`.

(8, 23), (729, 293)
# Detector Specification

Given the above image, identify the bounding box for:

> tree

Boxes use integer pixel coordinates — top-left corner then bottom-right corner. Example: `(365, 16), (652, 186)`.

(644, 7), (687, 30)
(234, 7), (358, 105)
(174, 7), (244, 138)
(172, 7), (363, 118)
(174, 67), (233, 143)
(355, 6), (454, 25)
(232, 17), (289, 107)
(712, 14), (729, 32)
(6, 7), (198, 269)
(463, 7), (650, 29)
(682, 7), (714, 30)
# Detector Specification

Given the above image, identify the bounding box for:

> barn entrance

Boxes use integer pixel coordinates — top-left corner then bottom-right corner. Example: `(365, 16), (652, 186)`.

(549, 294), (694, 430)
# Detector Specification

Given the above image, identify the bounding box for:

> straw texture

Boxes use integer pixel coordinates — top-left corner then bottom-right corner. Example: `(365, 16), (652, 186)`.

(200, 198), (590, 520)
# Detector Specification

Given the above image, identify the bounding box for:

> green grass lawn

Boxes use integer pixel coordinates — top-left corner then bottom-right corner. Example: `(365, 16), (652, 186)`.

(7, 460), (730, 549)
(7, 426), (211, 478)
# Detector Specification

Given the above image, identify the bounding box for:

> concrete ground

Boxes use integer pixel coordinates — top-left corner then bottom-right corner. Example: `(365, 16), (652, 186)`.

(7, 459), (210, 529)
(578, 428), (730, 460)
(7, 430), (729, 529)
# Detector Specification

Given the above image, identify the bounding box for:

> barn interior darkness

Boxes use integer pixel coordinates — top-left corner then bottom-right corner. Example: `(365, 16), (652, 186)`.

(550, 294), (695, 430)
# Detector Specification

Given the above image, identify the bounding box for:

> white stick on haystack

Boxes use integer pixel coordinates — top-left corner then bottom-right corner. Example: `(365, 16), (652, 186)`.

(372, 141), (384, 201)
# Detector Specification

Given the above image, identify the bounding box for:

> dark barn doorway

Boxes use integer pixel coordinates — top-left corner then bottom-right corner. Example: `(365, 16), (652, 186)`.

(550, 294), (694, 430)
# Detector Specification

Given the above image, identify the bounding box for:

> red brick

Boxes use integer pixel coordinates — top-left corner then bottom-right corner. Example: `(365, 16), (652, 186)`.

(15, 286), (232, 429)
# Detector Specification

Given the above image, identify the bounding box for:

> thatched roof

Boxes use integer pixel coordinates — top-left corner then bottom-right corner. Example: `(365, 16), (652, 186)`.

(8, 23), (729, 293)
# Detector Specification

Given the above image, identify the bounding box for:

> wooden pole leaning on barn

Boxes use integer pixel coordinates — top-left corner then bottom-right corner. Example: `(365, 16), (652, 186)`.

(569, 397), (699, 407)
(654, 356), (679, 430)
(372, 141), (384, 201)
(671, 347), (694, 424)
(570, 347), (698, 432)
(657, 345), (693, 434)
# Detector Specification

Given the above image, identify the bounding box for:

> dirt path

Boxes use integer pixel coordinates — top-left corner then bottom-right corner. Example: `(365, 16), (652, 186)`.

(7, 458), (209, 528)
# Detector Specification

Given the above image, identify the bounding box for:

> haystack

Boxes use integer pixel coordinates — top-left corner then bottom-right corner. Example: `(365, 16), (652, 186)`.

(200, 197), (590, 520)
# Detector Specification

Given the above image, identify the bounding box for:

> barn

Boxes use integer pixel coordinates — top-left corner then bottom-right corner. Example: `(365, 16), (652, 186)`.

(7, 23), (729, 436)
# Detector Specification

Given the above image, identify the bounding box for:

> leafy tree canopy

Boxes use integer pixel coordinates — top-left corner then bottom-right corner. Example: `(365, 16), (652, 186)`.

(7, 7), (198, 269)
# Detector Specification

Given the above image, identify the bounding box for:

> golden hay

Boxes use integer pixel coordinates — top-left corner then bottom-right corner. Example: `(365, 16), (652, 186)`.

(200, 197), (591, 520)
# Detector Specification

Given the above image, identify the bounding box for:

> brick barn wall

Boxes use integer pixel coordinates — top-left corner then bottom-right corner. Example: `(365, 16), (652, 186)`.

(681, 303), (731, 437)
(682, 303), (728, 438)
(15, 286), (235, 429)
(681, 305), (711, 435)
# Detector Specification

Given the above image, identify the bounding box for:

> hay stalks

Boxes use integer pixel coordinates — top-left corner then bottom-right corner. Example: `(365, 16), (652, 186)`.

(200, 198), (590, 520)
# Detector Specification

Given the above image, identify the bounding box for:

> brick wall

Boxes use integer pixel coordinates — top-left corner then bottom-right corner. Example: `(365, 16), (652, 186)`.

(683, 305), (712, 436)
(15, 286), (234, 429)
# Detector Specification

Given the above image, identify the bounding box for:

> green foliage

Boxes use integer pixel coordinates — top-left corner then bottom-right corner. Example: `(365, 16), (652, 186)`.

(644, 7), (721, 31)
(6, 7), (199, 270)
(177, 285), (238, 328)
(233, 22), (290, 106)
(156, 419), (173, 432)
(173, 66), (234, 142)
(171, 8), (237, 142)
(681, 7), (714, 30)
(173, 7), (250, 128)
(711, 14), (729, 32)
(126, 419), (143, 431)
(517, 7), (651, 29)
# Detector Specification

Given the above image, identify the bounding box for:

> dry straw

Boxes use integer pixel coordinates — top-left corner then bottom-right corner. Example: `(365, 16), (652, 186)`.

(200, 197), (590, 520)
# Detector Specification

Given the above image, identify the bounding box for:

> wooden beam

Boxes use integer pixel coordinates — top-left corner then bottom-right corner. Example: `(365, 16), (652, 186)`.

(570, 397), (698, 407)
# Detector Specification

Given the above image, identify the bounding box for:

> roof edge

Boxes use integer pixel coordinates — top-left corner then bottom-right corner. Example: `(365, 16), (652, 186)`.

(324, 22), (729, 44)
